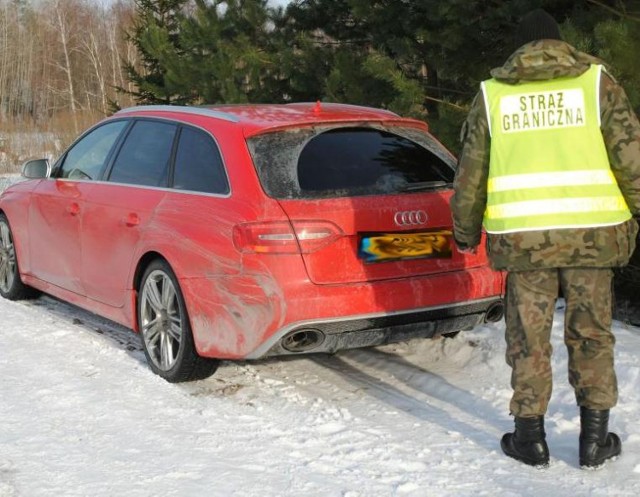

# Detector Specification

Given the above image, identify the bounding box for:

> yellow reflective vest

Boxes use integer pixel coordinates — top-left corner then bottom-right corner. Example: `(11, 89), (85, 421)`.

(480, 64), (631, 233)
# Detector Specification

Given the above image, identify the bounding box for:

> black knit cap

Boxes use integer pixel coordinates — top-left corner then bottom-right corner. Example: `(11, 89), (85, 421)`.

(516, 8), (562, 46)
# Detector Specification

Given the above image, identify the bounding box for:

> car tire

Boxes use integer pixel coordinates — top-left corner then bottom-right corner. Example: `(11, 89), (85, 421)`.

(138, 259), (220, 382)
(0, 214), (39, 301)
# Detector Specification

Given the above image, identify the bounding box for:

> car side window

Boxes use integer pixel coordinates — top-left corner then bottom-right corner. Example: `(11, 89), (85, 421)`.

(59, 121), (128, 180)
(173, 127), (229, 194)
(108, 120), (177, 187)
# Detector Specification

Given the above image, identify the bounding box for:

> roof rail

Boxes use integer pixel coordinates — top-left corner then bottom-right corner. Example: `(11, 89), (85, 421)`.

(115, 105), (240, 123)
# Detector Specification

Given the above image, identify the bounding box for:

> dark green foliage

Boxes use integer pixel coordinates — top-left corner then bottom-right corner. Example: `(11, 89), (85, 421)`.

(165, 0), (279, 104)
(571, 16), (640, 112)
(116, 0), (190, 106)
(595, 18), (640, 108)
(281, 0), (544, 150)
(122, 0), (640, 152)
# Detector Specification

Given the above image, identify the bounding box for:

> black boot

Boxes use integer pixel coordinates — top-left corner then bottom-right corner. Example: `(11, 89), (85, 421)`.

(579, 407), (621, 469)
(501, 416), (550, 467)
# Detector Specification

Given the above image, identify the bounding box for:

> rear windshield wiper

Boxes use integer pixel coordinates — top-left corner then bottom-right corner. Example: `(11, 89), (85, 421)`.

(400, 180), (450, 192)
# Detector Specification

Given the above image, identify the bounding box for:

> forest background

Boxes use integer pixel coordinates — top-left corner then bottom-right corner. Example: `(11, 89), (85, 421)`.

(1, 0), (639, 171)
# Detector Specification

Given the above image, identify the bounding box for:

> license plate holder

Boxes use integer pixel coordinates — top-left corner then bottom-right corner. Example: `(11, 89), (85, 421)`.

(358, 230), (453, 263)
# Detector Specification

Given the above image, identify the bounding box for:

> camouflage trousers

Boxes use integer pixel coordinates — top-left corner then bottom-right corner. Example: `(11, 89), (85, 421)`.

(505, 268), (617, 417)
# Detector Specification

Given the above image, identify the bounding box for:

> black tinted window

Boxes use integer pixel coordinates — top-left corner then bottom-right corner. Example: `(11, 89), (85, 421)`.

(173, 127), (229, 194)
(298, 128), (453, 193)
(108, 120), (177, 187)
(59, 120), (128, 180)
(248, 126), (454, 200)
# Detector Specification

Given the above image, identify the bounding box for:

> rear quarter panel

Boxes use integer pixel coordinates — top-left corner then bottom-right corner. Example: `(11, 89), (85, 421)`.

(125, 122), (295, 358)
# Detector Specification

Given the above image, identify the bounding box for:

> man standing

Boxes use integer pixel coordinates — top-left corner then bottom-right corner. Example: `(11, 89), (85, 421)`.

(451, 9), (640, 468)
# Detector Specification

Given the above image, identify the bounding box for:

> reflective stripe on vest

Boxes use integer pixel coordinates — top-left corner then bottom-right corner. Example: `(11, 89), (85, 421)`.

(480, 64), (631, 234)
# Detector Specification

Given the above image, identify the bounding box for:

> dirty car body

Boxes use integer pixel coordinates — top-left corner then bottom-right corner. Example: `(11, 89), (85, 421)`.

(0, 103), (504, 382)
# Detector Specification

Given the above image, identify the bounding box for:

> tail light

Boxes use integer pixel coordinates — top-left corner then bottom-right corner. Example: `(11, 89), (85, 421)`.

(233, 220), (343, 254)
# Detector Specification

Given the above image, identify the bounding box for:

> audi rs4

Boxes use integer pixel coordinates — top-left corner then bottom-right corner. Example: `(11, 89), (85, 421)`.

(0, 103), (504, 382)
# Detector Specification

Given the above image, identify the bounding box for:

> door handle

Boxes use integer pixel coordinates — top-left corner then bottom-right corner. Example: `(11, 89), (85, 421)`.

(124, 213), (140, 227)
(66, 203), (80, 216)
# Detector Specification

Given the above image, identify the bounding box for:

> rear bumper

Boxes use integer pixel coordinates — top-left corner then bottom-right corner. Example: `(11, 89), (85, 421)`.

(183, 263), (505, 359)
(247, 297), (504, 359)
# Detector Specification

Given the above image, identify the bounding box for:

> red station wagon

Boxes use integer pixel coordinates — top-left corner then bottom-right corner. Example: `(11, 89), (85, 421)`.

(0, 103), (504, 382)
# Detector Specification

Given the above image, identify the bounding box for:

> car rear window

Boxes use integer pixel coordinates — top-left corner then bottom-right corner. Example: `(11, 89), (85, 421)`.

(247, 125), (455, 199)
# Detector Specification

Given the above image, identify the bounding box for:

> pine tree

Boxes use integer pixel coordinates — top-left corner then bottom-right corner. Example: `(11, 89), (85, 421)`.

(165, 0), (280, 104)
(562, 1), (640, 112)
(595, 18), (640, 109)
(279, 0), (639, 151)
(115, 0), (190, 107)
(118, 0), (640, 150)
(279, 1), (510, 149)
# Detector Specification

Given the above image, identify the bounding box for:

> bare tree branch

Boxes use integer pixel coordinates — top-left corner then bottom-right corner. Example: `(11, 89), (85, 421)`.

(586, 0), (640, 22)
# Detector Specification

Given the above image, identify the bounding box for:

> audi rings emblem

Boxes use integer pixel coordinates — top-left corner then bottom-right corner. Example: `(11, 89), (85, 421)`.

(394, 210), (428, 227)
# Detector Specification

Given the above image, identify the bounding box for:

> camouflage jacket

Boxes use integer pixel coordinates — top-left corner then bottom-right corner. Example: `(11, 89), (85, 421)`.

(451, 40), (640, 271)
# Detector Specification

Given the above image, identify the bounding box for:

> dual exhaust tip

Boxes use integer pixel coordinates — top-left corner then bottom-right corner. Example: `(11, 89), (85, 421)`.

(282, 328), (325, 353)
(484, 301), (505, 323)
(281, 300), (505, 354)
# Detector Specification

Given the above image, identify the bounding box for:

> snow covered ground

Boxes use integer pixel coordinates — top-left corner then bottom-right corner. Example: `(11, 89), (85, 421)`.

(1, 295), (639, 497)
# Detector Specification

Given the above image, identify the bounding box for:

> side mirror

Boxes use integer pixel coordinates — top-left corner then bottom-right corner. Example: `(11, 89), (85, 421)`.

(21, 159), (51, 179)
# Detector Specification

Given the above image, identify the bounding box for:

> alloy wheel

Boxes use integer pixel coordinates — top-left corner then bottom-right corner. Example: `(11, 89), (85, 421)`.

(139, 269), (183, 371)
(0, 220), (16, 294)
